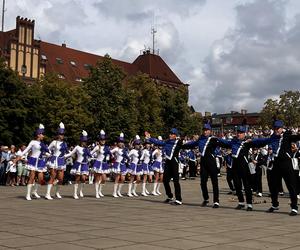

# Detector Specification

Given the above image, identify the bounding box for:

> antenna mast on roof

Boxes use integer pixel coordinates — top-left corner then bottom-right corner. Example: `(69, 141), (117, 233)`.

(151, 26), (157, 55)
(1, 0), (5, 32)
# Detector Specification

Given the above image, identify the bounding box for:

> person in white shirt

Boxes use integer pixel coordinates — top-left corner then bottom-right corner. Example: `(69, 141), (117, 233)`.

(140, 140), (153, 196)
(90, 130), (111, 198)
(152, 136), (164, 195)
(17, 124), (49, 201)
(65, 130), (91, 199)
(45, 122), (68, 200)
(127, 135), (143, 197)
(111, 133), (128, 198)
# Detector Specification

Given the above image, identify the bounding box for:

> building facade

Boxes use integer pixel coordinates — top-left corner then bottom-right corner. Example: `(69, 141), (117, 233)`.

(209, 110), (261, 133)
(0, 16), (188, 92)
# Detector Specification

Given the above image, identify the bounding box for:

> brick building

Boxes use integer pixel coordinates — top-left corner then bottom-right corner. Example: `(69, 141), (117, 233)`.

(209, 110), (261, 133)
(0, 16), (188, 92)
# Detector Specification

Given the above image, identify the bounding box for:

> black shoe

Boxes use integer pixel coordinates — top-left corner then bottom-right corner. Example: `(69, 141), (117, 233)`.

(289, 210), (298, 216)
(266, 206), (279, 213)
(212, 202), (219, 208)
(201, 200), (209, 207)
(171, 200), (183, 205)
(246, 206), (253, 211)
(164, 198), (173, 203)
(235, 204), (245, 210)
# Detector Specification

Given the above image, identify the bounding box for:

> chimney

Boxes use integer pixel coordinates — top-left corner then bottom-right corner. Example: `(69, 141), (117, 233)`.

(62, 43), (66, 48)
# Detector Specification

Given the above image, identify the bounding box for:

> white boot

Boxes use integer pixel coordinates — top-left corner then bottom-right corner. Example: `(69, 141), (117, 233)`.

(55, 185), (62, 199)
(73, 184), (79, 199)
(156, 183), (162, 195)
(117, 183), (123, 197)
(26, 184), (33, 200)
(152, 183), (158, 196)
(141, 183), (148, 196)
(113, 183), (118, 198)
(145, 186), (150, 195)
(45, 184), (53, 200)
(32, 183), (41, 199)
(132, 183), (138, 197)
(95, 183), (100, 199)
(127, 183), (133, 197)
(99, 183), (105, 197)
(79, 183), (84, 197)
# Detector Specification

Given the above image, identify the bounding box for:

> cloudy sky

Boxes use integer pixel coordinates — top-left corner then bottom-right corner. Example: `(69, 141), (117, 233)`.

(5, 0), (300, 113)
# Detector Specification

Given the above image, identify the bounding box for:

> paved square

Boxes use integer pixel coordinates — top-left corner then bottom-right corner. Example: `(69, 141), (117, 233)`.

(0, 177), (300, 250)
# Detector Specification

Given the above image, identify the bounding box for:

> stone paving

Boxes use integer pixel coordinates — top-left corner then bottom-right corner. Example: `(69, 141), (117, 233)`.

(0, 176), (300, 250)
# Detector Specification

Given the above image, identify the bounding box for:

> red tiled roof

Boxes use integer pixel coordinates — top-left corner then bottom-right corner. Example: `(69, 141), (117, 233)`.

(133, 53), (183, 85)
(40, 41), (185, 86)
(40, 41), (138, 82)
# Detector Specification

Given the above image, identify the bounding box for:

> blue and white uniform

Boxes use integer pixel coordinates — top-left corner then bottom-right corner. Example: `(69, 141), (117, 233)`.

(152, 148), (164, 173)
(111, 147), (127, 175)
(47, 140), (68, 171)
(91, 145), (110, 174)
(65, 146), (91, 175)
(128, 148), (142, 175)
(141, 148), (153, 175)
(20, 140), (49, 172)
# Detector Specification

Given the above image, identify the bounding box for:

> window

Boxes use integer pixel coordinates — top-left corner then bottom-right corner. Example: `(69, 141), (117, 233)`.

(70, 61), (76, 66)
(56, 58), (63, 64)
(41, 54), (47, 60)
(83, 63), (91, 70)
(57, 73), (65, 79)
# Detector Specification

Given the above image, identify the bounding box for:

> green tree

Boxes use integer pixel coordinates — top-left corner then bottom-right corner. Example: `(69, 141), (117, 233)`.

(84, 55), (138, 141)
(126, 73), (163, 136)
(260, 90), (300, 128)
(32, 74), (94, 144)
(0, 59), (32, 145)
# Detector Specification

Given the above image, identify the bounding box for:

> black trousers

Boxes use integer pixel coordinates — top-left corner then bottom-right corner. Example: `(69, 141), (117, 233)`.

(269, 159), (298, 210)
(200, 158), (219, 203)
(254, 166), (263, 193)
(188, 160), (197, 178)
(232, 161), (252, 205)
(163, 158), (182, 201)
(226, 167), (235, 191)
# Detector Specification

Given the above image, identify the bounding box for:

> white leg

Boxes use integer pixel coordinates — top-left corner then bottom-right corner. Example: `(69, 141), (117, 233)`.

(132, 183), (138, 196)
(95, 183), (100, 199)
(26, 184), (33, 200)
(55, 185), (62, 199)
(152, 183), (158, 196)
(79, 183), (84, 197)
(113, 183), (118, 197)
(117, 183), (124, 197)
(99, 183), (105, 197)
(73, 184), (79, 199)
(32, 183), (41, 199)
(127, 183), (133, 197)
(142, 183), (148, 196)
(45, 184), (53, 200)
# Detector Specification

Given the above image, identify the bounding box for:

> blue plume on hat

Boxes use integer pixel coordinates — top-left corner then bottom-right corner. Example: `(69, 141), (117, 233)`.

(203, 123), (211, 130)
(273, 120), (284, 128)
(118, 132), (124, 142)
(170, 128), (179, 136)
(80, 130), (88, 142)
(57, 122), (65, 135)
(133, 135), (141, 145)
(237, 126), (246, 133)
(98, 130), (106, 140)
(35, 124), (45, 135)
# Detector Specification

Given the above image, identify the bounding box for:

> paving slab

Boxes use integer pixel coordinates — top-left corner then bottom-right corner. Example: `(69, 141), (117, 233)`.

(0, 176), (300, 250)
